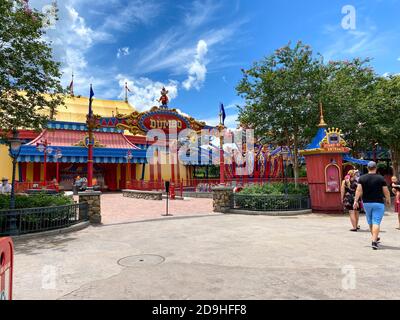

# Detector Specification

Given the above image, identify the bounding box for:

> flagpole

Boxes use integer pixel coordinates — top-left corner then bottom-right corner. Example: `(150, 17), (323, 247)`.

(71, 72), (74, 96)
(87, 84), (94, 189)
(125, 82), (128, 103)
(218, 103), (226, 185)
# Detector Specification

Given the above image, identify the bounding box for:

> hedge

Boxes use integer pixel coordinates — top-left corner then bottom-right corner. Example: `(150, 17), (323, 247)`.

(239, 182), (309, 196)
(0, 193), (74, 210)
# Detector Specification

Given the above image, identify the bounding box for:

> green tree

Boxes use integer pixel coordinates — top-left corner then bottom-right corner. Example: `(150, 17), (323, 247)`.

(236, 41), (324, 185)
(0, 0), (64, 135)
(367, 75), (400, 176)
(321, 58), (378, 154)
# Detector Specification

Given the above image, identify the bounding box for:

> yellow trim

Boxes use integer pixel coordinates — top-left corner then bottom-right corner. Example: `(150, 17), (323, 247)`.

(117, 164), (121, 189)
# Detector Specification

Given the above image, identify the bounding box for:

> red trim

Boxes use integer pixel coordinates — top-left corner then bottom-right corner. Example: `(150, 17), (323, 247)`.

(131, 164), (136, 181)
(120, 164), (127, 189)
(150, 161), (155, 182)
(33, 163), (41, 182)
(20, 163), (27, 182)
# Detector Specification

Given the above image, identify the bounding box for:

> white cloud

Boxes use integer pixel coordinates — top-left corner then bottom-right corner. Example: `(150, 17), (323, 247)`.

(117, 47), (130, 58)
(182, 40), (208, 91)
(100, 0), (160, 31)
(321, 23), (395, 62)
(30, 0), (160, 97)
(184, 0), (221, 28)
(117, 75), (179, 111)
(33, 1), (113, 94)
(134, 2), (247, 76)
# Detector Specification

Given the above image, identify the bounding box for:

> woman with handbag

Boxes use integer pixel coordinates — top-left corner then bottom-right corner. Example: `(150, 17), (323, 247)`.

(341, 170), (361, 231)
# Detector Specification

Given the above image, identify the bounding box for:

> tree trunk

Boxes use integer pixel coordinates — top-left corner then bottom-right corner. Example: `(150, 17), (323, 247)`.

(391, 145), (400, 177)
(293, 134), (299, 188)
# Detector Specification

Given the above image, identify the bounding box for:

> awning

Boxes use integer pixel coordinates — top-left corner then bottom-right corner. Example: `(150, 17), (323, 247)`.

(17, 146), (147, 164)
(305, 127), (326, 150)
(18, 128), (147, 164)
(27, 129), (140, 149)
(343, 155), (369, 166)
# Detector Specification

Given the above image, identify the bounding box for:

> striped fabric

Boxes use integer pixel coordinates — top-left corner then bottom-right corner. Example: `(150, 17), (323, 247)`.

(27, 129), (140, 150)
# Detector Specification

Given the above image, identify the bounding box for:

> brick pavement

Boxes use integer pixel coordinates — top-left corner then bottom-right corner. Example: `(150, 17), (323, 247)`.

(97, 193), (214, 224)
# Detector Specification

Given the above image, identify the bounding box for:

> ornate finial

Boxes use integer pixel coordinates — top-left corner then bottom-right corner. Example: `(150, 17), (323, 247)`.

(318, 101), (327, 128)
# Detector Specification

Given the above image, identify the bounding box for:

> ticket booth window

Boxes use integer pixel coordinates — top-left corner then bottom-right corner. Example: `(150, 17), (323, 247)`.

(325, 164), (341, 193)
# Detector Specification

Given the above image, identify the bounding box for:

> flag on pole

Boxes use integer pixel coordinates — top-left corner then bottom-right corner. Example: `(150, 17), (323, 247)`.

(220, 103), (226, 126)
(89, 85), (94, 117)
(125, 82), (132, 93)
(68, 76), (74, 96)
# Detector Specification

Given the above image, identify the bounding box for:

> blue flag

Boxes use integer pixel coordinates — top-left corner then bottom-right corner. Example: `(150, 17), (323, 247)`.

(89, 85), (94, 116)
(220, 103), (226, 125)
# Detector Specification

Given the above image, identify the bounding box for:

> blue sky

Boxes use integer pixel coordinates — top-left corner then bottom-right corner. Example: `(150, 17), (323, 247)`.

(30, 0), (400, 127)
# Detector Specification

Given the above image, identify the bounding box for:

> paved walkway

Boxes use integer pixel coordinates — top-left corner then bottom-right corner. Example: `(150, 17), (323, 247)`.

(75, 193), (214, 225)
(12, 210), (400, 300)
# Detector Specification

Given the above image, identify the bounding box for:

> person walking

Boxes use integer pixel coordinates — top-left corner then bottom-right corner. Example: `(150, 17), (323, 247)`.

(341, 170), (360, 232)
(391, 176), (400, 230)
(354, 162), (391, 250)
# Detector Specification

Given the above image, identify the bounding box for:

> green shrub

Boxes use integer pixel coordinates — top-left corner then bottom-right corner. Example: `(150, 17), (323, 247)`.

(240, 182), (309, 196)
(0, 193), (74, 210)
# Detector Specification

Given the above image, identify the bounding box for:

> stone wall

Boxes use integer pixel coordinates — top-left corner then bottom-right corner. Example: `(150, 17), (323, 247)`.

(122, 189), (163, 201)
(78, 191), (102, 224)
(212, 186), (234, 213)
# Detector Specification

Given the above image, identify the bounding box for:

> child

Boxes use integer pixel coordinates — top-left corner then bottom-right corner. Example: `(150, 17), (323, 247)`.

(391, 176), (400, 230)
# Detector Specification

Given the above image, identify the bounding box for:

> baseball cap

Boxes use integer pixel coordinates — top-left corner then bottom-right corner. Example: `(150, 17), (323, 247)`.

(367, 161), (377, 169)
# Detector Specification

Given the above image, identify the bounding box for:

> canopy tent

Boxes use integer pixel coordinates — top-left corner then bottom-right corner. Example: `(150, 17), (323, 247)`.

(342, 155), (369, 166)
(306, 127), (326, 150)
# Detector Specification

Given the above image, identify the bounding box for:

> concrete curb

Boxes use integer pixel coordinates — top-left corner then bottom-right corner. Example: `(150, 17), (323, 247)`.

(11, 221), (90, 240)
(227, 209), (312, 217)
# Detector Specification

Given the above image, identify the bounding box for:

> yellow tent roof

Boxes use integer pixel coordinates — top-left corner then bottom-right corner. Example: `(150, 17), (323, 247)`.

(54, 95), (136, 123)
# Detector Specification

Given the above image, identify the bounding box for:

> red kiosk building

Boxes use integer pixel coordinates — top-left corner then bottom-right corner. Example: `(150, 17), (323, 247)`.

(300, 110), (366, 213)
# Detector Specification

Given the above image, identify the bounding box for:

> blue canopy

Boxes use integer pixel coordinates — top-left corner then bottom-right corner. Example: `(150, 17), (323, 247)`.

(343, 154), (369, 166)
(305, 127), (326, 150)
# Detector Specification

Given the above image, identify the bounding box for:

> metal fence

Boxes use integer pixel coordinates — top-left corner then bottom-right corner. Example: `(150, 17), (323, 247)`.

(233, 194), (311, 212)
(0, 203), (89, 236)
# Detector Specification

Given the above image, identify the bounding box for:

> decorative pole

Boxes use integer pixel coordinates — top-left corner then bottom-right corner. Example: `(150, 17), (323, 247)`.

(218, 109), (226, 185)
(36, 139), (52, 187)
(87, 85), (95, 189)
(125, 82), (128, 103)
(54, 149), (63, 183)
(125, 150), (133, 189)
(9, 131), (22, 211)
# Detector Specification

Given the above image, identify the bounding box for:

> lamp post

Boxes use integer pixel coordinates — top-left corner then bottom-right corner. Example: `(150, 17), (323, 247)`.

(36, 139), (53, 187)
(54, 149), (63, 183)
(125, 150), (133, 189)
(8, 131), (22, 236)
(8, 131), (22, 210)
(217, 109), (226, 185)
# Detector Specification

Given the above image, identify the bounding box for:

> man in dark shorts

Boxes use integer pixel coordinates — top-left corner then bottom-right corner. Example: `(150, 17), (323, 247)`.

(354, 161), (391, 250)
